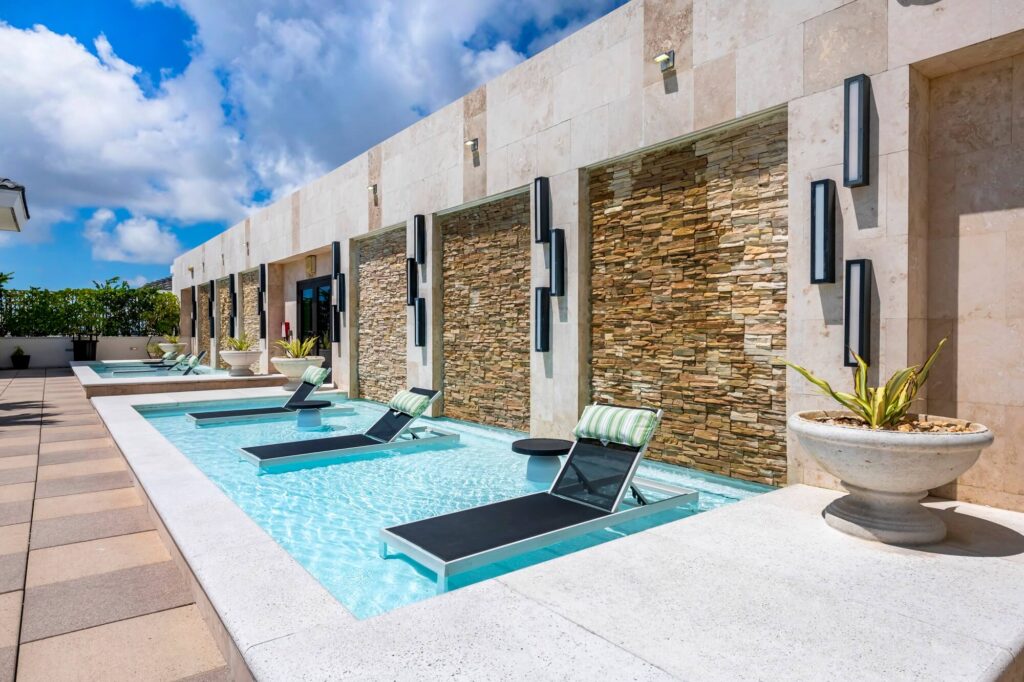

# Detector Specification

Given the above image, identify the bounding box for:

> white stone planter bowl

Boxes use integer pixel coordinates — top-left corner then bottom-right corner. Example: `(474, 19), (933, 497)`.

(788, 411), (993, 545)
(270, 356), (325, 390)
(157, 342), (186, 355)
(218, 350), (263, 377)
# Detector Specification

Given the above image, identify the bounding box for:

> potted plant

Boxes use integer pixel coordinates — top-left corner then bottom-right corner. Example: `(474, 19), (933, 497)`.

(270, 337), (325, 390)
(158, 334), (186, 356)
(219, 335), (263, 376)
(786, 339), (994, 545)
(10, 346), (29, 370)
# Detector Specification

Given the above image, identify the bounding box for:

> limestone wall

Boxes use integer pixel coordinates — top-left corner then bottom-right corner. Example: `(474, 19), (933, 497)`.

(439, 193), (531, 431)
(589, 112), (789, 486)
(356, 228), (407, 403)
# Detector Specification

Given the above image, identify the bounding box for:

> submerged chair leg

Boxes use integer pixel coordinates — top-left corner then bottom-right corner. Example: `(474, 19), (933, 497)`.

(296, 408), (322, 430)
(436, 568), (449, 595)
(378, 541), (388, 559)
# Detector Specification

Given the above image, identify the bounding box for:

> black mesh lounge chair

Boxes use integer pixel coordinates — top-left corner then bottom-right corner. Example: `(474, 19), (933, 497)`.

(378, 405), (698, 593)
(187, 366), (352, 426)
(112, 351), (207, 375)
(238, 388), (457, 471)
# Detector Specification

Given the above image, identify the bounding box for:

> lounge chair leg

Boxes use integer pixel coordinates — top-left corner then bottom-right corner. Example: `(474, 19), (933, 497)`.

(378, 541), (387, 559)
(436, 569), (448, 594)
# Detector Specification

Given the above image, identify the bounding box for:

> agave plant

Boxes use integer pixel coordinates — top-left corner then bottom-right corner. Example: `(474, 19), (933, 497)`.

(785, 338), (946, 430)
(274, 336), (318, 358)
(223, 334), (257, 351)
(165, 334), (180, 344)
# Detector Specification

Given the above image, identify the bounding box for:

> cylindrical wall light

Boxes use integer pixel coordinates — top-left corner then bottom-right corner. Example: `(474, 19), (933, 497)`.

(533, 177), (551, 243)
(843, 259), (872, 367)
(550, 228), (566, 296)
(843, 74), (871, 188)
(414, 215), (426, 265)
(534, 286), (551, 352)
(810, 179), (837, 284)
(228, 274), (237, 337)
(406, 258), (418, 306)
(414, 297), (427, 347)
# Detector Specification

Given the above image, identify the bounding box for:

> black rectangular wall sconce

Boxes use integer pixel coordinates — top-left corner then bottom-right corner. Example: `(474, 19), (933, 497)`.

(228, 274), (237, 337)
(189, 286), (197, 337)
(257, 264), (267, 340)
(406, 258), (418, 306)
(843, 74), (871, 188)
(414, 297), (427, 347)
(534, 286), (551, 352)
(335, 273), (346, 314)
(533, 177), (551, 243)
(330, 241), (343, 343)
(413, 215), (426, 265)
(843, 259), (872, 367)
(810, 179), (837, 284)
(207, 279), (215, 336)
(550, 228), (566, 296)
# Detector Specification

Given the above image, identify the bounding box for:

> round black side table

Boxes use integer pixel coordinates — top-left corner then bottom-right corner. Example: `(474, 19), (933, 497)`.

(511, 438), (573, 483)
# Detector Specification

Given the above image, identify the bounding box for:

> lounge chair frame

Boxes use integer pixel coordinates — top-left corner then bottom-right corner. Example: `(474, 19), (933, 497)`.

(189, 404), (354, 427)
(379, 407), (699, 593)
(239, 389), (456, 471)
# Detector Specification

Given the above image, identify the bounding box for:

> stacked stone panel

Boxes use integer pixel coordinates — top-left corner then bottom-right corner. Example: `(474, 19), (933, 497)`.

(197, 285), (211, 363)
(356, 228), (407, 403)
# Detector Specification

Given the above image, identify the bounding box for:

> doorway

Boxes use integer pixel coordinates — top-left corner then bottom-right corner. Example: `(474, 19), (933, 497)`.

(296, 276), (333, 368)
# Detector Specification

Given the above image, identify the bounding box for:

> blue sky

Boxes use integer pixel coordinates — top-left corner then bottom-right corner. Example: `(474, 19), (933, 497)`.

(0, 0), (627, 290)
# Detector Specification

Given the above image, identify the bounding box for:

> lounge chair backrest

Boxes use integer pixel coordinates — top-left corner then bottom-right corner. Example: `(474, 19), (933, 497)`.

(366, 387), (440, 442)
(195, 350), (208, 364)
(282, 367), (330, 408)
(162, 351), (175, 361)
(552, 405), (662, 513)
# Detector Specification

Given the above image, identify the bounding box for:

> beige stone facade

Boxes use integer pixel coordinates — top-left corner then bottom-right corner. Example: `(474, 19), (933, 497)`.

(590, 112), (788, 485)
(173, 1), (1024, 510)
(355, 227), (406, 403)
(439, 193), (532, 432)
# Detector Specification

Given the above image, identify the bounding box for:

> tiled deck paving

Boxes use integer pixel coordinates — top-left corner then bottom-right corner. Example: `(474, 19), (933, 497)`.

(0, 369), (229, 681)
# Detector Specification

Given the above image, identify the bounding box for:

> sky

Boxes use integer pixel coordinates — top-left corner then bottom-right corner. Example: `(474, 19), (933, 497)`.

(0, 0), (628, 290)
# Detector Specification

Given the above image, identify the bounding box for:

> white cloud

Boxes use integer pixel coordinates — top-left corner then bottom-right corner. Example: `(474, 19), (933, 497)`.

(126, 275), (150, 287)
(84, 209), (183, 264)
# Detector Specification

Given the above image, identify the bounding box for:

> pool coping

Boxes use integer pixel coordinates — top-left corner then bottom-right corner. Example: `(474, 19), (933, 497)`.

(72, 362), (288, 397)
(92, 387), (1024, 681)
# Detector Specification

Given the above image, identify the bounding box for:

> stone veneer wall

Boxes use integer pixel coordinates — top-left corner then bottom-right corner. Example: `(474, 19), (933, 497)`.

(216, 278), (232, 369)
(589, 112), (789, 486)
(356, 228), (407, 403)
(197, 285), (211, 363)
(239, 270), (262, 374)
(439, 193), (531, 431)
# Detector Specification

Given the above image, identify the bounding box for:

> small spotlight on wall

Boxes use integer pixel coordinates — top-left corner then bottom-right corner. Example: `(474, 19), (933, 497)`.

(533, 177), (551, 243)
(464, 138), (478, 152)
(844, 259), (872, 367)
(843, 74), (871, 188)
(550, 228), (566, 297)
(653, 50), (675, 72)
(368, 184), (378, 206)
(406, 258), (418, 306)
(414, 297), (427, 348)
(413, 214), (426, 265)
(810, 179), (837, 284)
(534, 287), (550, 353)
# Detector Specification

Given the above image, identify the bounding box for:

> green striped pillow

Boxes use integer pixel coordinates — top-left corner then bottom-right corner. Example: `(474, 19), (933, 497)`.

(388, 390), (430, 417)
(171, 354), (188, 367)
(300, 366), (330, 387)
(162, 351), (175, 360)
(185, 355), (199, 368)
(573, 405), (659, 448)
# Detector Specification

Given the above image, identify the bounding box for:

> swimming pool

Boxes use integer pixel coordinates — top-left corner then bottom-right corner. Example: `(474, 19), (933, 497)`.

(87, 361), (227, 378)
(143, 398), (771, 619)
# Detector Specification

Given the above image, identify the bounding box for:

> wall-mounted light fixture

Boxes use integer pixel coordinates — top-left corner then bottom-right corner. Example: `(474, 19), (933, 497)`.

(533, 176), (551, 243)
(414, 214), (426, 265)
(331, 241), (343, 343)
(534, 287), (551, 353)
(207, 279), (215, 337)
(228, 274), (237, 337)
(810, 179), (837, 284)
(464, 138), (478, 152)
(843, 259), (872, 367)
(368, 184), (379, 206)
(258, 264), (267, 339)
(550, 228), (566, 297)
(414, 297), (427, 348)
(0, 178), (29, 232)
(190, 286), (197, 338)
(188, 266), (195, 278)
(843, 74), (871, 188)
(653, 50), (675, 72)
(406, 257), (418, 306)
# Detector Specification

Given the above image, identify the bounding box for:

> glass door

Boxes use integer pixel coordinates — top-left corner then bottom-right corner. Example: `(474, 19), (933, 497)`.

(296, 276), (333, 368)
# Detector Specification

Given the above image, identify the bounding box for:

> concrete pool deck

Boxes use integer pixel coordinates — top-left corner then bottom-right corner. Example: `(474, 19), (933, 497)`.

(89, 385), (1024, 681)
(70, 361), (287, 398)
(0, 369), (228, 681)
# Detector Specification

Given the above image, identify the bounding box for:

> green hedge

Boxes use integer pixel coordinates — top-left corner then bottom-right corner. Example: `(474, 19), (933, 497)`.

(0, 278), (179, 337)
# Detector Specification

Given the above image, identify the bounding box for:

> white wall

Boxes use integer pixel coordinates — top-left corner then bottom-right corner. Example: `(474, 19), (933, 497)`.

(0, 337), (167, 368)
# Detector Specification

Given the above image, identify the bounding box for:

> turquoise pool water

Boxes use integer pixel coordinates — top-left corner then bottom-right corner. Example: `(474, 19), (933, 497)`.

(88, 361), (226, 378)
(143, 398), (771, 619)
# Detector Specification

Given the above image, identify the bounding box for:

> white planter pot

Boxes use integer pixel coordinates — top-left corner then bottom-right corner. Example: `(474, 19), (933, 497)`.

(270, 356), (325, 390)
(157, 342), (186, 355)
(788, 411), (994, 545)
(218, 350), (263, 377)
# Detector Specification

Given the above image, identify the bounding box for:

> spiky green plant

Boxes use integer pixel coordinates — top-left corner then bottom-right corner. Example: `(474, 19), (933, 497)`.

(164, 334), (180, 344)
(785, 338), (946, 429)
(274, 336), (318, 358)
(222, 334), (257, 351)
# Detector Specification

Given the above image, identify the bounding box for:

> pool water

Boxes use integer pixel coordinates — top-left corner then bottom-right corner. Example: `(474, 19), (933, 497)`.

(88, 361), (226, 378)
(143, 398), (771, 619)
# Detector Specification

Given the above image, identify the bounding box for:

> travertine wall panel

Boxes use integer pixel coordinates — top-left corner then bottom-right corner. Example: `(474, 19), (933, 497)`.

(590, 112), (789, 485)
(440, 194), (531, 431)
(356, 228), (406, 403)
